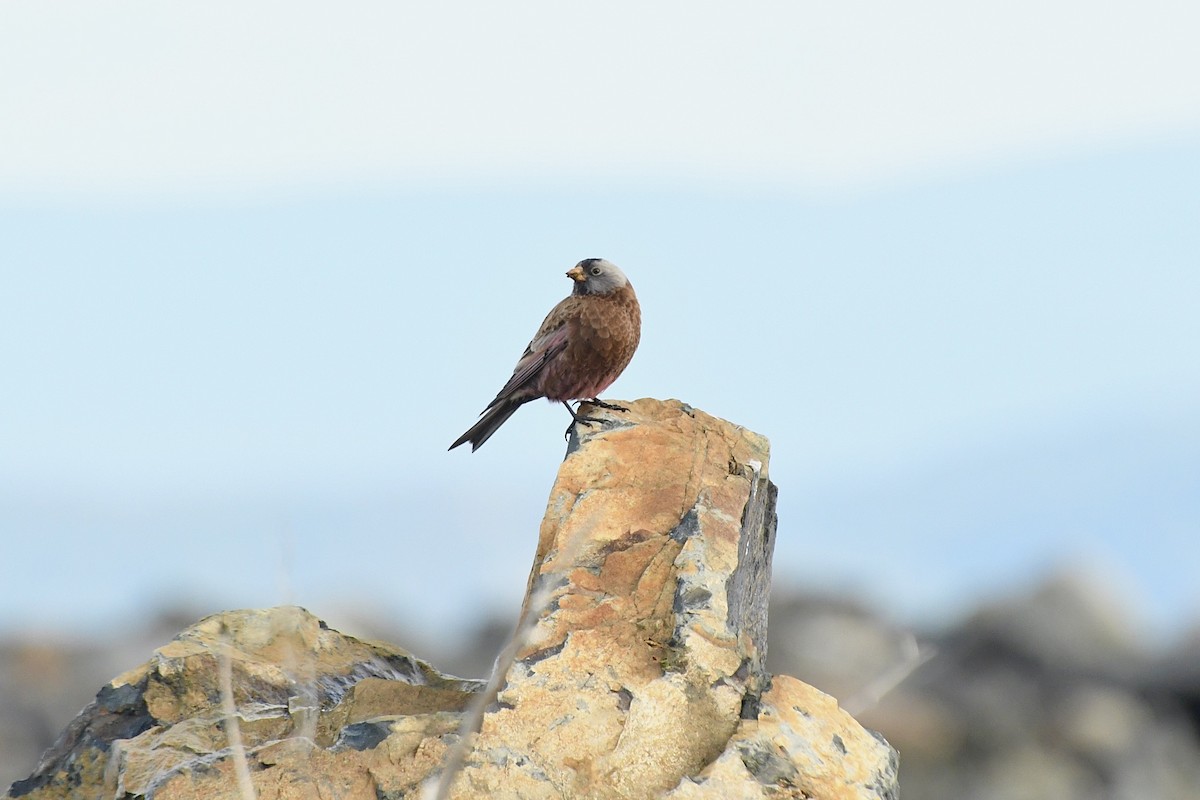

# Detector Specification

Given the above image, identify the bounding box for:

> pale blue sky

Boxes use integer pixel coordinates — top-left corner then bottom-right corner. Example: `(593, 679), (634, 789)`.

(1, 2), (1197, 646)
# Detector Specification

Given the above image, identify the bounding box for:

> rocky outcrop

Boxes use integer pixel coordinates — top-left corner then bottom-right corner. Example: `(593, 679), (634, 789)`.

(7, 399), (898, 800)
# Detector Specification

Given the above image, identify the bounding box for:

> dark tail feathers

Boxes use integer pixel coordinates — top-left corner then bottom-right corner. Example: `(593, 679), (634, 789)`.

(449, 400), (526, 452)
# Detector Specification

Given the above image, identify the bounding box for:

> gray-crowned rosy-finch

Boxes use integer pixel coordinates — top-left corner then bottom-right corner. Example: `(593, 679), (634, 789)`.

(449, 258), (641, 452)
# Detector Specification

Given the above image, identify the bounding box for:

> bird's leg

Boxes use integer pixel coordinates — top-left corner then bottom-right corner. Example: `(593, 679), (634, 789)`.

(561, 401), (598, 425)
(561, 400), (604, 440)
(586, 398), (629, 412)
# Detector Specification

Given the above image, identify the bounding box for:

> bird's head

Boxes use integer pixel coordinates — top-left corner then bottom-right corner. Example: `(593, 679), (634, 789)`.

(566, 258), (629, 296)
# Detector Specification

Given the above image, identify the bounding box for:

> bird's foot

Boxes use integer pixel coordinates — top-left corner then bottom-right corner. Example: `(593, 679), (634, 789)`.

(563, 417), (600, 441)
(584, 398), (629, 412)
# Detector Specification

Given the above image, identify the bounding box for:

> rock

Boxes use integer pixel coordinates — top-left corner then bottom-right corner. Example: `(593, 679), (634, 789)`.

(8, 399), (897, 800)
(766, 592), (924, 712)
(957, 567), (1146, 674)
(0, 610), (219, 793)
(8, 605), (481, 799)
(761, 575), (1200, 800)
(1153, 625), (1200, 716)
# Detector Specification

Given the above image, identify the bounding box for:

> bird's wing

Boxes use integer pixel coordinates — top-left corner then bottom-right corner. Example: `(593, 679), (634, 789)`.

(485, 311), (573, 409)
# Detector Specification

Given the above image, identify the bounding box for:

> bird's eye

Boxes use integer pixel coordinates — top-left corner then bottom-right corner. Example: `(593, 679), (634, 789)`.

(590, 266), (602, 276)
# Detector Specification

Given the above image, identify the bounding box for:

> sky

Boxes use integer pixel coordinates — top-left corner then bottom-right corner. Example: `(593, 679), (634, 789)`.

(1, 2), (1198, 650)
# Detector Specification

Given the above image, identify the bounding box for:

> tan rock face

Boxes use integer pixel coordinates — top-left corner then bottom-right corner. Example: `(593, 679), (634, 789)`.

(8, 399), (898, 800)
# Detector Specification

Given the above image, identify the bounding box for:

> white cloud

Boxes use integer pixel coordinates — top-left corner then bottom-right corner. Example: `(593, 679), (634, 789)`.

(0, 0), (1197, 195)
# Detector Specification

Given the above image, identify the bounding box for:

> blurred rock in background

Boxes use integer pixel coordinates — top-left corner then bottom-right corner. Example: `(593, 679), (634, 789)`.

(5, 569), (1199, 798)
(765, 570), (1200, 800)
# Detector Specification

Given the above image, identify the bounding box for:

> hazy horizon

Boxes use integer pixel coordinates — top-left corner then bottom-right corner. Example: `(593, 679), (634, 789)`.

(2, 2), (1197, 650)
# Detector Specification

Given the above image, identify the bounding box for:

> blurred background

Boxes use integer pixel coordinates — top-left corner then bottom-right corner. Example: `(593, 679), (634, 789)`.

(2, 2), (1198, 797)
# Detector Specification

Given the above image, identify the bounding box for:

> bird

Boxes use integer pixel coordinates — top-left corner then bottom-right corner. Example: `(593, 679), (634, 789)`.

(449, 258), (641, 452)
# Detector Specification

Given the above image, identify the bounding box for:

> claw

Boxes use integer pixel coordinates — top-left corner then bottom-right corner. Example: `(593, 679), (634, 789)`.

(586, 398), (629, 412)
(563, 417), (598, 441)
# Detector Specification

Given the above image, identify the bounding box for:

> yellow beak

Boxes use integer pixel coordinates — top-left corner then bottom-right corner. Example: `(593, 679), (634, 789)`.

(566, 265), (586, 282)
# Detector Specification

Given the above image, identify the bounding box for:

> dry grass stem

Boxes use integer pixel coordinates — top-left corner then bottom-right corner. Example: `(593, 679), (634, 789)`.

(218, 629), (259, 800)
(421, 578), (556, 800)
(423, 518), (589, 800)
(843, 632), (935, 716)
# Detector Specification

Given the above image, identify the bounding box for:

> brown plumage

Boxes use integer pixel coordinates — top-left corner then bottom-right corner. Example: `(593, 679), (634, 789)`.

(449, 258), (641, 452)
